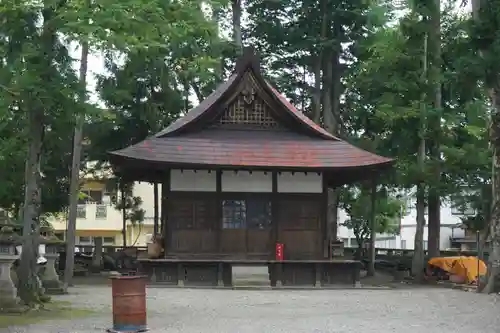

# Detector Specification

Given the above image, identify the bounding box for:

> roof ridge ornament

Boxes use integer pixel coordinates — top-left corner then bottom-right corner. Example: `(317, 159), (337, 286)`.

(241, 75), (256, 105)
(234, 47), (261, 75)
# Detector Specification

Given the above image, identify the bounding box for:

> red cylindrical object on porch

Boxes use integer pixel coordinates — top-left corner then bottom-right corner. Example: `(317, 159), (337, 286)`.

(108, 275), (148, 333)
(276, 243), (284, 261)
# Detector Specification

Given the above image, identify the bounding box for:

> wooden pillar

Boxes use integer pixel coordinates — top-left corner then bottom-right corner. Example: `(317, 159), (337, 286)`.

(153, 182), (159, 236)
(162, 170), (171, 258)
(216, 170), (222, 253)
(271, 171), (278, 259)
(367, 178), (377, 276)
(322, 174), (329, 259)
(120, 183), (127, 248)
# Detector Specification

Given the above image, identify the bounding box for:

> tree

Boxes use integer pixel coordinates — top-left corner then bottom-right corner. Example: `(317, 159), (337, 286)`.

(343, 3), (490, 278)
(470, 0), (500, 293)
(63, 0), (227, 287)
(113, 182), (145, 247)
(340, 186), (402, 259)
(246, 0), (390, 245)
(0, 0), (85, 305)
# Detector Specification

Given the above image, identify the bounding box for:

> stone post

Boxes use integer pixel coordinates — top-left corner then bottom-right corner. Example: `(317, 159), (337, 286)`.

(0, 233), (21, 312)
(41, 252), (64, 294)
(41, 243), (65, 294)
(91, 236), (103, 272)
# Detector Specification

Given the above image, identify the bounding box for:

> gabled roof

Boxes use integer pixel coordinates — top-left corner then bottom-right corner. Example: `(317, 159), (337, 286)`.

(154, 50), (337, 140)
(109, 48), (393, 174)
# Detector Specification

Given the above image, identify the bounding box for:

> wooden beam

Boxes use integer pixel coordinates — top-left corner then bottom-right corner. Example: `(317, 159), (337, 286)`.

(322, 174), (329, 259)
(162, 170), (171, 258)
(271, 171), (278, 259)
(367, 178), (377, 276)
(216, 170), (222, 253)
(153, 182), (159, 235)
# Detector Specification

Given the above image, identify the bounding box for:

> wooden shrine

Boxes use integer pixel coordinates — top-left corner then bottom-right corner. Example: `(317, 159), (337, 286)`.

(109, 48), (393, 287)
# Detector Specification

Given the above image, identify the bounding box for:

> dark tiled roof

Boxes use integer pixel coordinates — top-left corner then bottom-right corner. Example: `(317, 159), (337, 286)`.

(109, 47), (394, 172)
(111, 129), (392, 169)
(154, 74), (239, 138)
(266, 83), (338, 140)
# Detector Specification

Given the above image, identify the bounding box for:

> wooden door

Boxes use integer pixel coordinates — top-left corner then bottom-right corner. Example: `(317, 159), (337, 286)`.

(277, 195), (322, 260)
(220, 197), (272, 258)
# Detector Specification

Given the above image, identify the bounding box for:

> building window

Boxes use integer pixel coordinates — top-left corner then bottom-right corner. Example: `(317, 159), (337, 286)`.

(78, 236), (91, 244)
(222, 198), (272, 229)
(96, 205), (107, 219)
(246, 199), (272, 229)
(77, 205), (86, 219)
(103, 237), (115, 244)
(78, 190), (104, 204)
(222, 200), (247, 229)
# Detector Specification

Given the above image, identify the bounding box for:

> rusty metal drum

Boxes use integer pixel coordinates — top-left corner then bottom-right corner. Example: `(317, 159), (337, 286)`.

(108, 275), (148, 333)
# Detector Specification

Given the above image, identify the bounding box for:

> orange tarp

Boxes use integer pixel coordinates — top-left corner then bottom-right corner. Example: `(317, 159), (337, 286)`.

(428, 256), (487, 284)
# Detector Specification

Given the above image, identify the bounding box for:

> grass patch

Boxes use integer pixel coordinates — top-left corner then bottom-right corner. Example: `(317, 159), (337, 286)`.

(0, 301), (96, 328)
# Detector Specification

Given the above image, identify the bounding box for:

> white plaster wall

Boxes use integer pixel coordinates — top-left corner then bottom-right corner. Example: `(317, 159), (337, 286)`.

(221, 171), (272, 192)
(170, 169), (216, 192)
(49, 203), (123, 231)
(337, 201), (466, 250)
(277, 172), (322, 193)
(133, 181), (164, 220)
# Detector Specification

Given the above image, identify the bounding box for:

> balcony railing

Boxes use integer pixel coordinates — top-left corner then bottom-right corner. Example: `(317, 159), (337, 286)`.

(95, 204), (107, 219)
(76, 205), (86, 219)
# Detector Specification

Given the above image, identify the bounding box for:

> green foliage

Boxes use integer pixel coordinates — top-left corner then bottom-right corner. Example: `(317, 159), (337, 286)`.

(452, 184), (491, 232)
(0, 0), (227, 215)
(245, 0), (390, 118)
(344, 8), (490, 198)
(113, 182), (145, 226)
(340, 186), (403, 249)
(86, 2), (225, 167)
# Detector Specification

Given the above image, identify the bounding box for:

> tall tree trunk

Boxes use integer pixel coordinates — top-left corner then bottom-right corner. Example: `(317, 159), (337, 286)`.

(412, 32), (428, 282)
(318, 1), (342, 249)
(18, 0), (56, 305)
(427, 0), (442, 258)
(367, 181), (377, 276)
(471, 0), (500, 294)
(232, 0), (243, 55)
(330, 43), (342, 134)
(427, 189), (440, 257)
(311, 59), (321, 123)
(212, 4), (224, 82)
(483, 88), (500, 293)
(63, 20), (89, 290)
(18, 108), (45, 305)
(313, 0), (328, 125)
(121, 185), (127, 247)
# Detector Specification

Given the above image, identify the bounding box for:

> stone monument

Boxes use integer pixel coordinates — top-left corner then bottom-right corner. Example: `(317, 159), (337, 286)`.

(0, 226), (21, 311)
(40, 227), (65, 294)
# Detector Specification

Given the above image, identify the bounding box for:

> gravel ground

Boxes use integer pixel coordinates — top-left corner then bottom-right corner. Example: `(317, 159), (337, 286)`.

(2, 285), (500, 333)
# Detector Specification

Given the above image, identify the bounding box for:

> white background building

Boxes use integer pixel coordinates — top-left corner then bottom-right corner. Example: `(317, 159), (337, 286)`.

(337, 200), (467, 250)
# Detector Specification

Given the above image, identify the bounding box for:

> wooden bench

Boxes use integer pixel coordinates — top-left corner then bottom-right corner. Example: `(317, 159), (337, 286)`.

(137, 259), (362, 288)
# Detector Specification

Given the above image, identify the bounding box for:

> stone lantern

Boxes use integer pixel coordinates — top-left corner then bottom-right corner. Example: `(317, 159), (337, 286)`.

(39, 227), (65, 294)
(0, 226), (21, 311)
